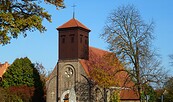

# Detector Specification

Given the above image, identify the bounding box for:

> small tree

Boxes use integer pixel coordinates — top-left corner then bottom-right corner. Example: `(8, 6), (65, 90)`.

(141, 85), (157, 102)
(109, 91), (120, 102)
(34, 62), (47, 85)
(163, 77), (173, 101)
(85, 49), (126, 102)
(0, 57), (40, 87)
(87, 50), (124, 88)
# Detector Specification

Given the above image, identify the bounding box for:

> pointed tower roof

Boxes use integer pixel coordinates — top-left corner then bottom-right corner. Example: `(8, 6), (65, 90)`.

(57, 18), (90, 31)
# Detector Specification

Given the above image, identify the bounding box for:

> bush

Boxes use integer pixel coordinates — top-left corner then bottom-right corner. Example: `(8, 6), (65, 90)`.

(0, 87), (23, 102)
(9, 85), (35, 102)
(0, 57), (46, 102)
(0, 57), (37, 87)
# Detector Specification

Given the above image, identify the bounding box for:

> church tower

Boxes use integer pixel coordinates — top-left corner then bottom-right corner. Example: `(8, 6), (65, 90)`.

(53, 18), (91, 102)
(57, 18), (90, 60)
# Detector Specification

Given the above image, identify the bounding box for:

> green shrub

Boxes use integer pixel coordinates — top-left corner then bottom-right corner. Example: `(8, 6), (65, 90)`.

(0, 87), (23, 102)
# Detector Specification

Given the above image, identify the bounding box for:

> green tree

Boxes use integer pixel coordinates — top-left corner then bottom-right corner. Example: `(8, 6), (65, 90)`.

(34, 62), (47, 101)
(0, 0), (64, 45)
(0, 57), (40, 87)
(141, 85), (157, 102)
(109, 91), (120, 102)
(0, 57), (45, 101)
(101, 4), (166, 99)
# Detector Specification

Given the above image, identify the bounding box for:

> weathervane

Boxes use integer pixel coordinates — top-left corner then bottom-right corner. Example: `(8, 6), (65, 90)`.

(72, 4), (76, 18)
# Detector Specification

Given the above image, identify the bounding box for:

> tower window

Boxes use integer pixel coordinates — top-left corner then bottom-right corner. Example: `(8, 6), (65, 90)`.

(80, 35), (83, 43)
(71, 37), (74, 43)
(62, 38), (65, 43)
(61, 35), (66, 43)
(70, 34), (75, 43)
(85, 36), (88, 44)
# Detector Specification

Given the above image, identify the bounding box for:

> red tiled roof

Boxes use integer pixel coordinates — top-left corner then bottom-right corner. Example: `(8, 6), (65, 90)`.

(57, 18), (90, 31)
(120, 89), (139, 100)
(79, 47), (109, 76)
(80, 47), (133, 87)
(79, 46), (139, 100)
(88, 46), (109, 56)
(0, 62), (10, 77)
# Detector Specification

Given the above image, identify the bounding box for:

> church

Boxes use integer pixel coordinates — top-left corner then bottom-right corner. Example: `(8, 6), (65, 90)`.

(46, 17), (140, 102)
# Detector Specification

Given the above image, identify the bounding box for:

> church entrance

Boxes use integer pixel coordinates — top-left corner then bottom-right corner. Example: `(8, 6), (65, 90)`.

(61, 90), (70, 102)
(63, 93), (69, 102)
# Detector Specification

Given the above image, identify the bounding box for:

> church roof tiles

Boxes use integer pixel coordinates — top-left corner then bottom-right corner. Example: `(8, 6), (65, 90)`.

(57, 18), (90, 31)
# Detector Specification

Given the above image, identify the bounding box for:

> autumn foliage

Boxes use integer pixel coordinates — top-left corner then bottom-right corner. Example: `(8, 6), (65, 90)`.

(0, 0), (65, 45)
(85, 48), (125, 88)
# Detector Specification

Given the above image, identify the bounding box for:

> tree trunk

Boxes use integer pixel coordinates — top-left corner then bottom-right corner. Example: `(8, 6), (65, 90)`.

(135, 44), (142, 101)
(103, 88), (107, 102)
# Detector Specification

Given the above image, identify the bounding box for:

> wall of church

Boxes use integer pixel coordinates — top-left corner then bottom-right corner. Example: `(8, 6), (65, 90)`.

(46, 65), (57, 102)
(57, 60), (87, 102)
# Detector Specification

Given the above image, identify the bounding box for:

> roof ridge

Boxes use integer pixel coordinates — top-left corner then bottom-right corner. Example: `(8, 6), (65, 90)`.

(89, 46), (110, 53)
(73, 18), (79, 27)
(57, 18), (90, 31)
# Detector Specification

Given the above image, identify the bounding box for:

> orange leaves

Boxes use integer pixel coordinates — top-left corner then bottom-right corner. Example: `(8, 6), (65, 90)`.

(86, 48), (124, 88)
(44, 0), (65, 9)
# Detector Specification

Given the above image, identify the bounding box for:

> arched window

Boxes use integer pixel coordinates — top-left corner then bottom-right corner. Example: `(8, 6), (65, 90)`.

(70, 34), (75, 43)
(63, 93), (69, 102)
(80, 34), (83, 43)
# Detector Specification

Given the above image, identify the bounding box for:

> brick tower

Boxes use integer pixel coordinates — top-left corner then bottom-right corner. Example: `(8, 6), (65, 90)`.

(51, 18), (91, 102)
(57, 18), (90, 60)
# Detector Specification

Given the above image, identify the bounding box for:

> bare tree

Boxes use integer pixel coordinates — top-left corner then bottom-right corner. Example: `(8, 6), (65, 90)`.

(34, 62), (47, 84)
(75, 79), (110, 102)
(169, 54), (173, 66)
(101, 4), (166, 100)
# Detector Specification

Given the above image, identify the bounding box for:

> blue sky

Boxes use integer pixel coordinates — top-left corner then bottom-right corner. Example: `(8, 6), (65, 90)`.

(0, 0), (173, 74)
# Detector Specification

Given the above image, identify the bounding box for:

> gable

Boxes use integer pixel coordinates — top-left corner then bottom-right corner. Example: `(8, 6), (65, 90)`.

(0, 62), (10, 78)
